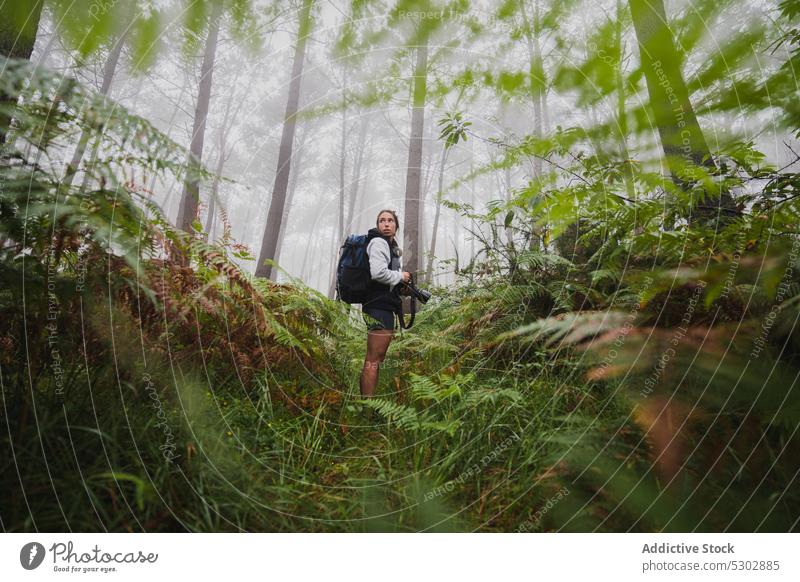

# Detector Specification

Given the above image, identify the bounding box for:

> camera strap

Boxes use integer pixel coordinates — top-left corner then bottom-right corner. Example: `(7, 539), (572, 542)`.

(398, 295), (416, 330)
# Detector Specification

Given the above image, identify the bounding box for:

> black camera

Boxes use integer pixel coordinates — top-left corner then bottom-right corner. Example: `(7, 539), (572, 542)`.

(402, 274), (432, 304)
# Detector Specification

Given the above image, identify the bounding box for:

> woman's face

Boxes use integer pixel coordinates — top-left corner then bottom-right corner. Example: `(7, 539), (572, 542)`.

(377, 212), (397, 238)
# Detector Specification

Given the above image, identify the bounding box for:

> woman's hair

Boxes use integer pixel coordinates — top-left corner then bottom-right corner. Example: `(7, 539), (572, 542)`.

(375, 209), (400, 234)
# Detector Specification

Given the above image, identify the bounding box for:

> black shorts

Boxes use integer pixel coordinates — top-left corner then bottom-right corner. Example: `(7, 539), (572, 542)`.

(362, 307), (396, 331)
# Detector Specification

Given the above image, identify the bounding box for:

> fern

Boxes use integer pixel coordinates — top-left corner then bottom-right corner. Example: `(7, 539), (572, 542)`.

(409, 373), (464, 403)
(361, 398), (423, 431)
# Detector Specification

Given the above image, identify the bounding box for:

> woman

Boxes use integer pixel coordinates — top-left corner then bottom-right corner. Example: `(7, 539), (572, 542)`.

(360, 209), (411, 398)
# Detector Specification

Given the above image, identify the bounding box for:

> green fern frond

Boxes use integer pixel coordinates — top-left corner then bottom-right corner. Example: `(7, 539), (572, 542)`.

(409, 373), (464, 403)
(361, 398), (422, 431)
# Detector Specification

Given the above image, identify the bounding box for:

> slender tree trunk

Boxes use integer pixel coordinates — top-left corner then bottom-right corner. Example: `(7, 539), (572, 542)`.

(338, 80), (347, 244)
(205, 66), (248, 241)
(204, 145), (226, 240)
(473, 150), (481, 262)
(419, 136), (438, 271)
(521, 0), (544, 178)
(204, 85), (238, 241)
(328, 85), (347, 298)
(33, 13), (61, 66)
(351, 151), (371, 228)
(0, 0), (44, 143)
(425, 147), (447, 284)
(629, 0), (736, 221)
(256, 0), (313, 279)
(176, 3), (222, 235)
(497, 103), (515, 252)
(62, 31), (128, 187)
(274, 130), (306, 272)
(502, 166), (515, 249)
(299, 226), (313, 282)
(521, 0), (548, 250)
(141, 74), (190, 216)
(402, 34), (428, 276)
(345, 116), (369, 232)
(72, 79), (146, 200)
(615, 0), (636, 201)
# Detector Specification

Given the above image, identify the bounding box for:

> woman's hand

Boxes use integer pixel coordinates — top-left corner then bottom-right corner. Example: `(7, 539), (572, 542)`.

(401, 271), (412, 284)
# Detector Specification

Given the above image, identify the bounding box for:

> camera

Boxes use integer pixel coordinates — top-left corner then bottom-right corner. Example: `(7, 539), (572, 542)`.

(402, 274), (432, 304)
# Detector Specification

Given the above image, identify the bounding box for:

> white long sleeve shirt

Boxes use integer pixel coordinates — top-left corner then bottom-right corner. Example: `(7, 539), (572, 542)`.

(366, 236), (403, 292)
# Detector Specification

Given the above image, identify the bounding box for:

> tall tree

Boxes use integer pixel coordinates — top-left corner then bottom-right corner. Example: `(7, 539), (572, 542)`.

(402, 32), (429, 277)
(204, 141), (229, 241)
(328, 78), (348, 298)
(628, 0), (736, 221)
(176, 2), (223, 235)
(274, 128), (307, 271)
(337, 74), (347, 246)
(255, 0), (313, 279)
(614, 0), (637, 201)
(344, 114), (369, 233)
(424, 145), (448, 284)
(520, 0), (547, 179)
(32, 11), (62, 67)
(62, 29), (130, 187)
(204, 69), (248, 241)
(0, 0), (45, 143)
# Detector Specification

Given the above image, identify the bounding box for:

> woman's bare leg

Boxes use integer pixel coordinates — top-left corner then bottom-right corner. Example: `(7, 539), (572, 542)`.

(360, 329), (394, 397)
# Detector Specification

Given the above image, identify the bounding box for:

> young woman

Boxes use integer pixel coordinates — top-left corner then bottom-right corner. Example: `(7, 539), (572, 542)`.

(359, 209), (411, 398)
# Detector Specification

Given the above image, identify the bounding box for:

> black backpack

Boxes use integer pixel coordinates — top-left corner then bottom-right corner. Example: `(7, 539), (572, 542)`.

(335, 234), (371, 304)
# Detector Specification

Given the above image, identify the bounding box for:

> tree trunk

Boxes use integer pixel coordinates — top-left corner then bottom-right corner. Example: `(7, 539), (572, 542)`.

(0, 0), (44, 143)
(425, 147), (447, 284)
(345, 115), (369, 232)
(521, 0), (547, 249)
(402, 34), (428, 277)
(471, 152), (480, 265)
(205, 66), (248, 241)
(615, 0), (636, 201)
(503, 167), (515, 251)
(62, 31), (128, 187)
(33, 13), (61, 66)
(204, 87), (237, 241)
(521, 0), (545, 178)
(328, 85), (348, 298)
(299, 218), (314, 282)
(138, 74), (190, 215)
(351, 149), (371, 228)
(628, 0), (736, 222)
(338, 81), (347, 244)
(419, 137), (437, 271)
(274, 129), (306, 273)
(255, 0), (313, 280)
(80, 69), (150, 195)
(176, 3), (222, 235)
(497, 102), (515, 253)
(204, 145), (226, 240)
